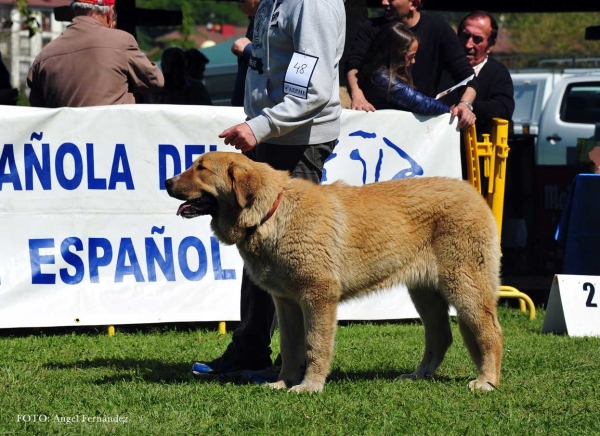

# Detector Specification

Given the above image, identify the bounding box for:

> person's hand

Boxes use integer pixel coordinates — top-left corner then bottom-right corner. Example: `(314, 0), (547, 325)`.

(450, 103), (476, 130)
(350, 92), (376, 112)
(219, 122), (257, 153)
(231, 38), (251, 58)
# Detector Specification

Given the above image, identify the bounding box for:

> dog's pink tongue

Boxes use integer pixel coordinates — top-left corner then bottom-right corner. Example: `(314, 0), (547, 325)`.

(176, 203), (190, 216)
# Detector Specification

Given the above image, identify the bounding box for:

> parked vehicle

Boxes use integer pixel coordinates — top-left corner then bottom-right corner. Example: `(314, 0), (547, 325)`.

(203, 62), (237, 106)
(511, 69), (600, 165)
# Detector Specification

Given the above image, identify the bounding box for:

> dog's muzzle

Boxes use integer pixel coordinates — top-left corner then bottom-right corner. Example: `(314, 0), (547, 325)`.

(176, 195), (218, 219)
(165, 177), (218, 219)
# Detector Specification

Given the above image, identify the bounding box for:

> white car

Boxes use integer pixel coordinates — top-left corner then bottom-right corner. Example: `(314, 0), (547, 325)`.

(511, 70), (600, 165)
(536, 73), (600, 165)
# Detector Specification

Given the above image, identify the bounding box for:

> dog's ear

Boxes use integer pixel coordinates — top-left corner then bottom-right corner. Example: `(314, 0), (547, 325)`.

(228, 161), (261, 208)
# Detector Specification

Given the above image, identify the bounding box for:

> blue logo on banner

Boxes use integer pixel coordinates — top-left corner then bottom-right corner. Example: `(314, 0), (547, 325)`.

(322, 130), (423, 184)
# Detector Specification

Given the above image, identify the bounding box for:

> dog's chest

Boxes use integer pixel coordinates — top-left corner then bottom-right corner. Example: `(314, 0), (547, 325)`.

(238, 245), (299, 298)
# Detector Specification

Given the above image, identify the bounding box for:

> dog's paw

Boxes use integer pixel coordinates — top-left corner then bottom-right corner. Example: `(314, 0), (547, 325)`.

(267, 380), (287, 390)
(468, 379), (497, 392)
(288, 382), (323, 393)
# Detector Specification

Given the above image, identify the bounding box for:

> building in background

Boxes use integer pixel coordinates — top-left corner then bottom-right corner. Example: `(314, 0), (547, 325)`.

(156, 23), (247, 50)
(0, 0), (70, 91)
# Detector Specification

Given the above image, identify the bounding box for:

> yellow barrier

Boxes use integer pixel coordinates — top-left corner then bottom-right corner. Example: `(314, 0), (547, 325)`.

(106, 323), (227, 336)
(464, 119), (536, 320)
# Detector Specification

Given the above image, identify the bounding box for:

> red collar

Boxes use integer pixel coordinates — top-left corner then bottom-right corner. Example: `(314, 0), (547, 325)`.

(260, 192), (283, 226)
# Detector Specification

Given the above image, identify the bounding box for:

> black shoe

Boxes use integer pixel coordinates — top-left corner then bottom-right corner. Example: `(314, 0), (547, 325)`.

(191, 356), (270, 376)
(247, 365), (281, 384)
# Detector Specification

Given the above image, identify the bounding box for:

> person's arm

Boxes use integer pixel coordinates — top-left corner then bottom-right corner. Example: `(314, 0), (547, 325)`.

(472, 63), (515, 123)
(242, 42), (252, 61)
(344, 18), (379, 112)
(245, 0), (345, 144)
(435, 18), (477, 128)
(450, 86), (477, 129)
(232, 37), (252, 60)
(344, 17), (378, 76)
(373, 70), (449, 115)
(347, 68), (375, 111)
(26, 63), (43, 107)
(124, 33), (164, 93)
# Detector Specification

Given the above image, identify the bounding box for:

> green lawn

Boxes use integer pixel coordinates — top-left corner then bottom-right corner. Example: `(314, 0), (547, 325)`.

(1, 306), (599, 435)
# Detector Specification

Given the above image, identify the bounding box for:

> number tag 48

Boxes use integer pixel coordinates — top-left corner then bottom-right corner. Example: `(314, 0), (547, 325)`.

(283, 52), (318, 99)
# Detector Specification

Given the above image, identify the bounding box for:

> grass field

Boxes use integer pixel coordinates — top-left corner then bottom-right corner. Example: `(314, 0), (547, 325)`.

(1, 305), (599, 435)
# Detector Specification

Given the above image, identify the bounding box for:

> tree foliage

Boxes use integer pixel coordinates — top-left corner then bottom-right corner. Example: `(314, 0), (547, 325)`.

(16, 0), (39, 37)
(137, 0), (246, 27)
(502, 12), (600, 54)
(135, 0), (245, 51)
(12, 2), (600, 58)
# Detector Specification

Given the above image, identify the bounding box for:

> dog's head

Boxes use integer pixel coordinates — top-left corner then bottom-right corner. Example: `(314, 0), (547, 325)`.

(165, 152), (287, 244)
(165, 151), (261, 218)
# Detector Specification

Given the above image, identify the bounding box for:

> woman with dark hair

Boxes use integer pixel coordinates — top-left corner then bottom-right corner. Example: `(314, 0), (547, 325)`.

(359, 21), (449, 115)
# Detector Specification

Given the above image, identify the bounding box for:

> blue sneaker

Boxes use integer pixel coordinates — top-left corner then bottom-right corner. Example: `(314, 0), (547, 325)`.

(191, 362), (215, 375)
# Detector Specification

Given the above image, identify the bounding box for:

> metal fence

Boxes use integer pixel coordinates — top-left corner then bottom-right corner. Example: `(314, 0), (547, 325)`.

(495, 53), (600, 71)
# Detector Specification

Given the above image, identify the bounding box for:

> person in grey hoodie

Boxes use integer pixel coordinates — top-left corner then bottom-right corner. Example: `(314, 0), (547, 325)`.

(192, 0), (346, 378)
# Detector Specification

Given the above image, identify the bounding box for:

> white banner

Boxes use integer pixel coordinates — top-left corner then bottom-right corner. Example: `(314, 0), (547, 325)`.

(0, 105), (460, 328)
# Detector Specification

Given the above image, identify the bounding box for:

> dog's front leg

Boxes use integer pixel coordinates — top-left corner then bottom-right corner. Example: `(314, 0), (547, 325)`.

(268, 296), (305, 390)
(289, 295), (338, 393)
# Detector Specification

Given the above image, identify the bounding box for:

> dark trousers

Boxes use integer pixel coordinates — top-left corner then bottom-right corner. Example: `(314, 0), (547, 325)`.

(221, 141), (336, 368)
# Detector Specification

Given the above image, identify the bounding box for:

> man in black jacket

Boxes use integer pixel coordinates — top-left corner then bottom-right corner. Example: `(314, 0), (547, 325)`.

(454, 11), (514, 136)
(441, 11), (515, 182)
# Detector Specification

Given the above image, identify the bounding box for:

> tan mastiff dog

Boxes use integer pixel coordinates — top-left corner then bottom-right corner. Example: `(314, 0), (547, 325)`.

(165, 151), (503, 393)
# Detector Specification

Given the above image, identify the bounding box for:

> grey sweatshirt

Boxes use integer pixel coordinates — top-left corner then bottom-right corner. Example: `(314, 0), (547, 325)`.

(244, 0), (346, 145)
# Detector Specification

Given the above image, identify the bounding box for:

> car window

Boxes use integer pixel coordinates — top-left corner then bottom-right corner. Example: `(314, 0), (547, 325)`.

(512, 77), (548, 126)
(513, 83), (538, 122)
(560, 82), (600, 124)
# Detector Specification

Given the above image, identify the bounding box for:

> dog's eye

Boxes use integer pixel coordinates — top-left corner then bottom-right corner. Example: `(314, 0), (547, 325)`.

(196, 163), (205, 171)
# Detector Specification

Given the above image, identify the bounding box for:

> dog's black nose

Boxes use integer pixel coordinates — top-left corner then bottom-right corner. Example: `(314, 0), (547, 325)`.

(164, 178), (173, 191)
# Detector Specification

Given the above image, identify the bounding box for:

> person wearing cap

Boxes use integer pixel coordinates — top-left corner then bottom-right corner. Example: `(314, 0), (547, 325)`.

(27, 0), (164, 108)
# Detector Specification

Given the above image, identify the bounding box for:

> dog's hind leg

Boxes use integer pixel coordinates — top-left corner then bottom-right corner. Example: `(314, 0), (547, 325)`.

(457, 315), (482, 370)
(400, 287), (452, 381)
(454, 296), (503, 391)
(289, 294), (338, 393)
(269, 296), (306, 390)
